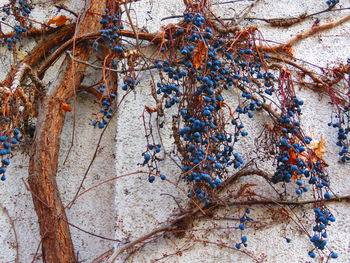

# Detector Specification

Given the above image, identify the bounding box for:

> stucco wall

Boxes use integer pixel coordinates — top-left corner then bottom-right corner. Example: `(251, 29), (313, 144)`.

(0, 0), (350, 262)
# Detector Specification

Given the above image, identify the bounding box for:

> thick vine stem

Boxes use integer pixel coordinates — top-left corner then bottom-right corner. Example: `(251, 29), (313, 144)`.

(27, 0), (111, 262)
(28, 72), (76, 262)
(0, 24), (75, 88)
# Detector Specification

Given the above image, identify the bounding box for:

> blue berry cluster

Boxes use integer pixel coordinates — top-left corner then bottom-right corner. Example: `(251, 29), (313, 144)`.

(142, 143), (162, 169)
(93, 8), (123, 52)
(143, 144), (162, 164)
(139, 11), (287, 250)
(5, 25), (28, 50)
(270, 97), (329, 195)
(145, 9), (307, 223)
(328, 110), (350, 163)
(17, 0), (31, 16)
(272, 98), (331, 199)
(90, 84), (116, 129)
(141, 144), (168, 184)
(268, 95), (339, 258)
(0, 121), (22, 181)
(1, 0), (31, 20)
(235, 209), (252, 249)
(308, 207), (337, 258)
(122, 77), (138, 91)
(1, 1), (31, 50)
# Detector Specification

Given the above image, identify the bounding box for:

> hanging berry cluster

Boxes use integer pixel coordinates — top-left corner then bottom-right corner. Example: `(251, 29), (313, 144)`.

(0, 119), (22, 181)
(130, 3), (344, 260)
(90, 8), (125, 129)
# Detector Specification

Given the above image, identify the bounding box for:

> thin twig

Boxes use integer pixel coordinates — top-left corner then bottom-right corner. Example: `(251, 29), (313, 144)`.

(66, 50), (157, 73)
(1, 205), (19, 263)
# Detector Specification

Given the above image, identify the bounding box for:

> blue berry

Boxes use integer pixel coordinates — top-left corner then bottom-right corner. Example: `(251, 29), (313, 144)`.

(308, 251), (316, 258)
(2, 159), (10, 165)
(148, 176), (155, 183)
(330, 252), (338, 259)
(114, 46), (123, 52)
(324, 192), (332, 199)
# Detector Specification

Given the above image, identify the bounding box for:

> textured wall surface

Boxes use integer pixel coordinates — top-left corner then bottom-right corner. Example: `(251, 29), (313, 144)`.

(0, 0), (350, 262)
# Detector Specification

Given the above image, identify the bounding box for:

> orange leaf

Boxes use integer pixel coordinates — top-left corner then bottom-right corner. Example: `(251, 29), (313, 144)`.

(288, 149), (298, 165)
(61, 103), (72, 112)
(48, 15), (69, 27)
(145, 104), (161, 114)
(310, 136), (326, 159)
(192, 41), (207, 69)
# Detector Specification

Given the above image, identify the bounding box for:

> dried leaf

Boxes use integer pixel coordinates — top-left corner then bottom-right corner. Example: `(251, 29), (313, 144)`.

(145, 104), (161, 114)
(310, 136), (326, 159)
(47, 15), (69, 27)
(61, 103), (72, 112)
(192, 41), (207, 69)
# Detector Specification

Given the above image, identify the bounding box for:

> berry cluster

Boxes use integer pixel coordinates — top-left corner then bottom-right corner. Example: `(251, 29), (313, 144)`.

(5, 25), (28, 50)
(142, 144), (168, 183)
(136, 9), (342, 258)
(147, 12), (300, 204)
(328, 111), (350, 163)
(143, 144), (162, 165)
(270, 94), (328, 192)
(235, 209), (252, 249)
(1, 0), (31, 20)
(122, 77), (138, 91)
(0, 118), (22, 181)
(93, 8), (123, 52)
(308, 207), (336, 257)
(139, 11), (285, 251)
(90, 84), (117, 129)
(1, 0), (31, 50)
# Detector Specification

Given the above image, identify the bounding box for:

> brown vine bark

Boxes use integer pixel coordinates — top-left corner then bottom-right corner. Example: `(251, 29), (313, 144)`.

(28, 79), (76, 262)
(27, 0), (111, 262)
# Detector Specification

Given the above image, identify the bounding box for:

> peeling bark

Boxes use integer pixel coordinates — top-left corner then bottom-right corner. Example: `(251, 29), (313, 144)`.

(28, 78), (76, 262)
(27, 0), (110, 262)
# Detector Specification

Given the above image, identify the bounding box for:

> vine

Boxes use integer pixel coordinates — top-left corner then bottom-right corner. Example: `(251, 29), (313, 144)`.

(0, 0), (349, 262)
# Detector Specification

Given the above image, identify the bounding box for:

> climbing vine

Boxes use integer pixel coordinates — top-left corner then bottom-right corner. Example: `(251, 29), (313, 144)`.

(0, 0), (349, 262)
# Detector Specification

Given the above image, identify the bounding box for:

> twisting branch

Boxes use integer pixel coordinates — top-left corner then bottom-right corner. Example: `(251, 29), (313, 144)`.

(27, 1), (111, 262)
(258, 14), (350, 54)
(0, 24), (75, 87)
